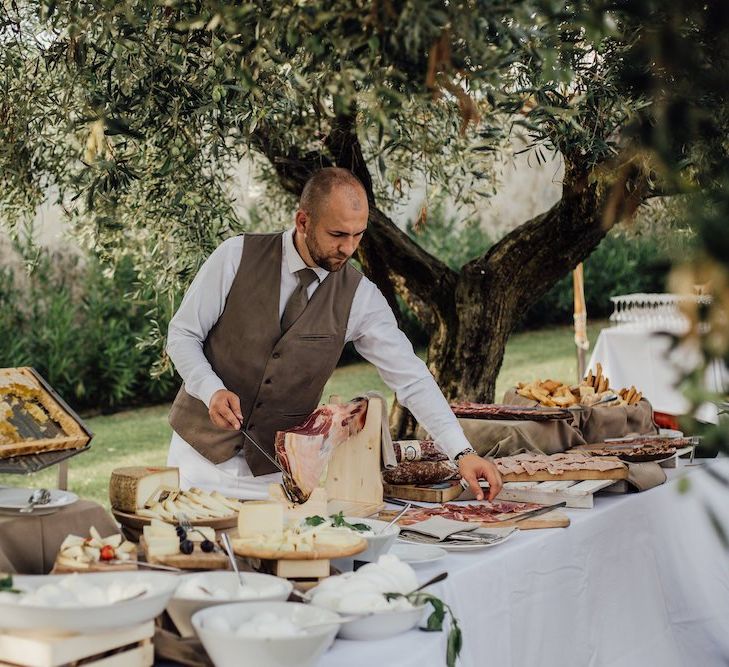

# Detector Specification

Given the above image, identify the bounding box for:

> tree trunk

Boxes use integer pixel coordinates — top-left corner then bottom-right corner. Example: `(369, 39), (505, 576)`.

(255, 119), (645, 427)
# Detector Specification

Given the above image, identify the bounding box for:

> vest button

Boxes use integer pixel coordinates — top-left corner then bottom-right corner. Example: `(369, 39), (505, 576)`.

(264, 378), (272, 384)
(272, 352), (281, 359)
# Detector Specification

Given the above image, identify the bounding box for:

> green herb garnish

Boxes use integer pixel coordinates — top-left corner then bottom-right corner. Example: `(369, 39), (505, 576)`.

(329, 511), (370, 532)
(385, 591), (462, 667)
(303, 515), (327, 527)
(0, 573), (21, 594)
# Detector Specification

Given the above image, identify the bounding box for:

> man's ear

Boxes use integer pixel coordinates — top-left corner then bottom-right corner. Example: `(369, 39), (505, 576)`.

(295, 209), (309, 235)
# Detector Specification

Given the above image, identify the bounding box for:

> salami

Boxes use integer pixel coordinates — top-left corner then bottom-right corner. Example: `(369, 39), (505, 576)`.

(393, 440), (448, 462)
(450, 402), (573, 421)
(382, 460), (458, 485)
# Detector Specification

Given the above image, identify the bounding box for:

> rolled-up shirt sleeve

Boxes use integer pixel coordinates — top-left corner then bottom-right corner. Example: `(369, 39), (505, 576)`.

(348, 278), (472, 460)
(166, 236), (243, 407)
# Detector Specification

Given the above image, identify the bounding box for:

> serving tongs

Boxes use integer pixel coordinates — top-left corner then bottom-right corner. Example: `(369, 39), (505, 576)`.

(239, 427), (300, 504)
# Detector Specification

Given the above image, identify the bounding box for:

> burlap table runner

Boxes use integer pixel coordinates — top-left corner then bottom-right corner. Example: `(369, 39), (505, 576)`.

(416, 416), (586, 458)
(502, 388), (658, 443)
(0, 498), (118, 574)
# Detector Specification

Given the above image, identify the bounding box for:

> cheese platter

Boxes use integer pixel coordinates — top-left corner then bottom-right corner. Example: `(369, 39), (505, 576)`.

(109, 466), (243, 536)
(139, 520), (229, 570)
(51, 526), (138, 573)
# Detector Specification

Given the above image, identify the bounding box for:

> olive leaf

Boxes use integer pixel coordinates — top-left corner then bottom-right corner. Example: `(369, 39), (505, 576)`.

(304, 515), (327, 526)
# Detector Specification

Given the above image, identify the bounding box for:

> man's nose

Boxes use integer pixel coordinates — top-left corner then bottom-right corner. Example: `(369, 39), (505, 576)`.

(340, 237), (357, 255)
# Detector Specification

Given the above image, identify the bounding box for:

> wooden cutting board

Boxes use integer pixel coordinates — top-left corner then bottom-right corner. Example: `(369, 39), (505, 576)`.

(499, 465), (628, 482)
(384, 481), (464, 503)
(139, 536), (229, 570)
(378, 508), (570, 530)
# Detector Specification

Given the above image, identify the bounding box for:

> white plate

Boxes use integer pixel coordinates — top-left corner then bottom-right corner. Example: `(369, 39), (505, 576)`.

(390, 543), (447, 565)
(0, 488), (78, 515)
(398, 526), (517, 552)
(0, 572), (178, 633)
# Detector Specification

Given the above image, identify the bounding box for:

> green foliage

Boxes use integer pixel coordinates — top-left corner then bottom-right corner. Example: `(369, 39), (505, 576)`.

(0, 248), (179, 410)
(521, 227), (673, 328)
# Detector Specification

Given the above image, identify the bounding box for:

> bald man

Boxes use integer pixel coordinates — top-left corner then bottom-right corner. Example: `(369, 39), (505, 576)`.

(166, 167), (502, 500)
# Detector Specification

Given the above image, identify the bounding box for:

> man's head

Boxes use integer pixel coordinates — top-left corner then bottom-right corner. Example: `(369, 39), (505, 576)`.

(294, 167), (368, 272)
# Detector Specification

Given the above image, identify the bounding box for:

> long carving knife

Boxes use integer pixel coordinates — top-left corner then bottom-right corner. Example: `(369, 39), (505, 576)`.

(499, 501), (567, 523)
(239, 427), (298, 503)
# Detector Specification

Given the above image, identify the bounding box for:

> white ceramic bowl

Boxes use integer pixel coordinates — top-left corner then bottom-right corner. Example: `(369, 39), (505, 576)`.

(0, 572), (178, 633)
(168, 571), (293, 637)
(331, 517), (400, 570)
(337, 604), (427, 641)
(192, 601), (341, 667)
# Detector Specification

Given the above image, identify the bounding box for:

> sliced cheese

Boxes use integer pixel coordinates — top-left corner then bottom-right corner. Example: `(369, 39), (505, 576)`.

(237, 501), (284, 539)
(110, 467), (180, 513)
(148, 518), (177, 538)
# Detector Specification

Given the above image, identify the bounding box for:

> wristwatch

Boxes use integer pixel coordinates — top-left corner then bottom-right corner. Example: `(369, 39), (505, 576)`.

(454, 446), (476, 463)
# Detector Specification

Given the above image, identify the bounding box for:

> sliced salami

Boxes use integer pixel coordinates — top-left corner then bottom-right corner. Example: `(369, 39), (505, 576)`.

(382, 460), (458, 485)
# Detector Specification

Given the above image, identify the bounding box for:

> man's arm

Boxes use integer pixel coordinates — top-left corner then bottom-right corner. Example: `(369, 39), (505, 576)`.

(348, 279), (503, 500)
(166, 236), (245, 429)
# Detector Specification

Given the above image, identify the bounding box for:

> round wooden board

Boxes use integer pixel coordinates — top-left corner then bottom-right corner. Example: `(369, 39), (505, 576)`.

(231, 537), (367, 561)
(112, 508), (238, 532)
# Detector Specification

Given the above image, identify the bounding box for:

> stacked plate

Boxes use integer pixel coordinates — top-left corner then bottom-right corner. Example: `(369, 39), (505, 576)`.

(0, 487), (78, 516)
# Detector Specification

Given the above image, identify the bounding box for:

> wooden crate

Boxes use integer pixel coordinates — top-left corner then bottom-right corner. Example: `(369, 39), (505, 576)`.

(0, 367), (92, 460)
(497, 479), (617, 509)
(0, 622), (153, 667)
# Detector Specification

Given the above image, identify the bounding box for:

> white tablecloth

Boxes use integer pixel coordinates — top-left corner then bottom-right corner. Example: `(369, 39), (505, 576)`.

(588, 326), (728, 422)
(319, 459), (729, 667)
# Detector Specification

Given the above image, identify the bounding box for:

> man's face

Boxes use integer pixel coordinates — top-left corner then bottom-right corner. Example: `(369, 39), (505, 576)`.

(297, 186), (368, 272)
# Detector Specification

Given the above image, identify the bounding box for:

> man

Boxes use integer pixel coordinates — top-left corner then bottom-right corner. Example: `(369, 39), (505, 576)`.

(166, 167), (502, 501)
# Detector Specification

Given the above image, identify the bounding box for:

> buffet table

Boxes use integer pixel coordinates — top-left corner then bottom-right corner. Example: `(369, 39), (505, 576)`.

(319, 458), (729, 667)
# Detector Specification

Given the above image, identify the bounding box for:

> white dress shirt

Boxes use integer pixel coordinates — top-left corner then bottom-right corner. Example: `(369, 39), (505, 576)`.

(166, 229), (472, 496)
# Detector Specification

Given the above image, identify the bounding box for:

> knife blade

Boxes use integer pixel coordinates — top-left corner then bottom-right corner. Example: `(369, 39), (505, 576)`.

(497, 501), (567, 523)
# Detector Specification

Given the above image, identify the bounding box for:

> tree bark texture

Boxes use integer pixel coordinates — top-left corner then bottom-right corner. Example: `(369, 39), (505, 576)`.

(255, 118), (643, 437)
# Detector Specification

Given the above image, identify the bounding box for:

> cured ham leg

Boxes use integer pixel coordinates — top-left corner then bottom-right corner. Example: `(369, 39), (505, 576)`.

(274, 397), (369, 502)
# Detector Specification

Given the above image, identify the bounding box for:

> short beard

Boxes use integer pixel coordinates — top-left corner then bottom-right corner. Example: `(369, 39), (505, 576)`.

(305, 234), (347, 272)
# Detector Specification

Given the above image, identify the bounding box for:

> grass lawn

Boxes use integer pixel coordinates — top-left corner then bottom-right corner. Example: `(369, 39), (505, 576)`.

(0, 322), (605, 508)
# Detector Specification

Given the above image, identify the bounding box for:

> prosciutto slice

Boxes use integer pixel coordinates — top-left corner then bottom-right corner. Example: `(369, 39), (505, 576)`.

(274, 397), (369, 502)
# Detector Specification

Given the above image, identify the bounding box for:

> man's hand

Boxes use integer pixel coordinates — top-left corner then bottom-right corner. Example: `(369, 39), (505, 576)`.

(458, 454), (503, 502)
(209, 389), (244, 430)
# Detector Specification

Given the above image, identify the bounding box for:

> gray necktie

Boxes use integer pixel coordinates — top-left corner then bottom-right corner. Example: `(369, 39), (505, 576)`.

(281, 268), (319, 332)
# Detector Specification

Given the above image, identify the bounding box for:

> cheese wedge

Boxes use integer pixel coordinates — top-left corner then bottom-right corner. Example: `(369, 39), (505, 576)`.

(110, 467), (180, 512)
(145, 536), (180, 557)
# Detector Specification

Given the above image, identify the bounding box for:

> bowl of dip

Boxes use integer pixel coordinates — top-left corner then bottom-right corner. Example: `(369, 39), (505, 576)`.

(168, 571), (293, 637)
(191, 601), (341, 667)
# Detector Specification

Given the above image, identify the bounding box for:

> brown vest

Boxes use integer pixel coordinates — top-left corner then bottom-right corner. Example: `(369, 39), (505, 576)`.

(168, 232), (362, 474)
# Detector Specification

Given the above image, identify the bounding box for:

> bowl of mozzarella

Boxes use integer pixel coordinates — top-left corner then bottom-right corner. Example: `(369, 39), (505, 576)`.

(0, 571), (178, 633)
(168, 571), (293, 637)
(308, 554), (426, 640)
(191, 601), (342, 667)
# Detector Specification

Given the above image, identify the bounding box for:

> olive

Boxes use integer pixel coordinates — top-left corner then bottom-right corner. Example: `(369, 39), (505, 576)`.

(201, 539), (215, 553)
(180, 539), (194, 555)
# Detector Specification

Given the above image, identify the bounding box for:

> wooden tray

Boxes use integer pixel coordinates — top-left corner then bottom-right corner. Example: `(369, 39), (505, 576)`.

(0, 367), (92, 459)
(112, 508), (238, 534)
(231, 537), (367, 561)
(499, 464), (628, 483)
(51, 557), (139, 574)
(139, 536), (229, 571)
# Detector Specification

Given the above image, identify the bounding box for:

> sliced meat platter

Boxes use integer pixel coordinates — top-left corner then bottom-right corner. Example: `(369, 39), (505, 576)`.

(450, 402), (573, 421)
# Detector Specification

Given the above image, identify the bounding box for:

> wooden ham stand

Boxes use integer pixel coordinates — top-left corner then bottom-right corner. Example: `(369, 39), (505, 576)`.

(264, 395), (385, 584)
